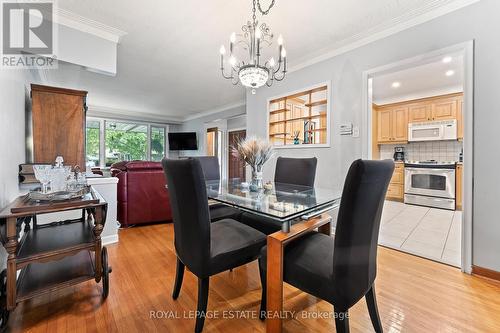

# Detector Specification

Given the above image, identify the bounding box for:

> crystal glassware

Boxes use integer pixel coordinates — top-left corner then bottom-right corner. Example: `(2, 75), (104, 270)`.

(33, 165), (52, 194)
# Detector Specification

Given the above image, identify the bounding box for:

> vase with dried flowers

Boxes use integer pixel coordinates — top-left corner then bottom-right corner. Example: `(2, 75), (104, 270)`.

(231, 136), (274, 191)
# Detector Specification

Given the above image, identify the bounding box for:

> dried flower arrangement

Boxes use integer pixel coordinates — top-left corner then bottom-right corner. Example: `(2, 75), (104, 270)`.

(231, 136), (274, 180)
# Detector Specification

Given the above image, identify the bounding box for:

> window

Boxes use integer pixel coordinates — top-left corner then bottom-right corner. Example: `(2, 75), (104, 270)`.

(86, 120), (101, 167)
(85, 118), (169, 167)
(268, 84), (330, 147)
(105, 121), (148, 166)
(151, 126), (166, 161)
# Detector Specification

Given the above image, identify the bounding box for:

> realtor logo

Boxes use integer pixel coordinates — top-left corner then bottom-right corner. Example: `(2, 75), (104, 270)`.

(1, 0), (57, 69)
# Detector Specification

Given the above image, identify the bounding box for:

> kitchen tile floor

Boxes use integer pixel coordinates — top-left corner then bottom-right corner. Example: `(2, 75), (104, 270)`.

(379, 201), (462, 267)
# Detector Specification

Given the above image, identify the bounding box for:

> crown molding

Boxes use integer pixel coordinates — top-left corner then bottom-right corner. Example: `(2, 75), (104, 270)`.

(56, 9), (127, 44)
(87, 105), (183, 124)
(288, 0), (481, 73)
(183, 100), (246, 122)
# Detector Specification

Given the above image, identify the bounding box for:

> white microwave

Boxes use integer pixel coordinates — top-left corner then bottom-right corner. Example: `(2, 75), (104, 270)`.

(408, 119), (457, 142)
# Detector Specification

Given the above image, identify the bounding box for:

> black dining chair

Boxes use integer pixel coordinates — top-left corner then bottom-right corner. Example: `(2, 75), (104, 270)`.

(259, 159), (394, 333)
(240, 157), (318, 234)
(193, 156), (243, 222)
(274, 156), (318, 187)
(162, 158), (267, 333)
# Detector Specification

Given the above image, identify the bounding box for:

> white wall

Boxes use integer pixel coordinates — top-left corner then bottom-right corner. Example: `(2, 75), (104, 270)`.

(0, 70), (30, 269)
(177, 104), (245, 157)
(0, 71), (29, 208)
(247, 0), (500, 272)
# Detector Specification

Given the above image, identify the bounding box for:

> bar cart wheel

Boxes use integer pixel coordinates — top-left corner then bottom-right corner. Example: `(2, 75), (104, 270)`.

(0, 269), (9, 330)
(101, 247), (111, 298)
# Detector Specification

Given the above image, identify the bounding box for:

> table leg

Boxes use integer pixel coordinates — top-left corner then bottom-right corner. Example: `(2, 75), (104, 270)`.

(318, 217), (332, 236)
(93, 206), (105, 282)
(266, 235), (284, 333)
(265, 214), (334, 333)
(5, 217), (17, 310)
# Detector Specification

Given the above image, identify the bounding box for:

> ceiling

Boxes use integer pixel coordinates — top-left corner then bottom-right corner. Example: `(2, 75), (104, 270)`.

(44, 0), (472, 121)
(373, 53), (464, 104)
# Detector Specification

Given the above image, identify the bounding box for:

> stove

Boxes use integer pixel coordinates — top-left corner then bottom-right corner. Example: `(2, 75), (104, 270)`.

(404, 160), (457, 210)
(404, 160), (456, 169)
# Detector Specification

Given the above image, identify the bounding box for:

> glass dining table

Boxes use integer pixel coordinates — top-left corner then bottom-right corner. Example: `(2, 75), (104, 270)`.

(206, 179), (342, 233)
(206, 179), (342, 333)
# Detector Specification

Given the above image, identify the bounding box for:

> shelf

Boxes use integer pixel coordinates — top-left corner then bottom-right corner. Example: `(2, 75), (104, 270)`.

(305, 99), (327, 107)
(17, 250), (95, 302)
(270, 108), (289, 115)
(269, 132), (289, 136)
(305, 128), (327, 132)
(270, 114), (325, 125)
(17, 220), (95, 265)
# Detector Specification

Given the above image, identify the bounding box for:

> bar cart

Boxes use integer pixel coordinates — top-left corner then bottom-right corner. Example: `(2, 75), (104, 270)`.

(0, 188), (111, 329)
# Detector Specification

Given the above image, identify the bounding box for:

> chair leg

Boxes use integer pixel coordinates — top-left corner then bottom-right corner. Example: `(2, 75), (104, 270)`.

(258, 259), (266, 320)
(334, 308), (349, 333)
(195, 277), (209, 333)
(365, 285), (383, 333)
(172, 258), (185, 300)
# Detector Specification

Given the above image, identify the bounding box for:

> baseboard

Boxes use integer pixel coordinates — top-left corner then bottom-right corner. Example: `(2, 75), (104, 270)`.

(472, 265), (500, 282)
(102, 234), (119, 245)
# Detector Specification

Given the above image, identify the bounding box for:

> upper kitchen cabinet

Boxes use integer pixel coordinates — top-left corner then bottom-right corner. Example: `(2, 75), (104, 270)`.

(31, 84), (88, 170)
(408, 104), (432, 122)
(407, 93), (462, 122)
(374, 92), (463, 145)
(432, 98), (458, 121)
(376, 106), (408, 144)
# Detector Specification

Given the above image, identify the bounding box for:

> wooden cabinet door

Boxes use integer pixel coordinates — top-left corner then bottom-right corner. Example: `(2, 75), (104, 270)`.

(32, 85), (87, 169)
(432, 99), (457, 120)
(457, 97), (464, 140)
(377, 109), (393, 143)
(456, 164), (463, 210)
(392, 107), (408, 142)
(409, 104), (431, 122)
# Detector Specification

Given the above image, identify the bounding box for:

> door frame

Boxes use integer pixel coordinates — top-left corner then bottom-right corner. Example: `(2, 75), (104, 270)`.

(361, 41), (474, 273)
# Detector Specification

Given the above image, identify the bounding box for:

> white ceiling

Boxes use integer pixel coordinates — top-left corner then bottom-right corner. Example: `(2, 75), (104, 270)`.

(373, 53), (464, 104)
(44, 0), (473, 121)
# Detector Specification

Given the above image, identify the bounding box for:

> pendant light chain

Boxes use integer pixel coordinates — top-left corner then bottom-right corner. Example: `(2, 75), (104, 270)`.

(257, 0), (276, 15)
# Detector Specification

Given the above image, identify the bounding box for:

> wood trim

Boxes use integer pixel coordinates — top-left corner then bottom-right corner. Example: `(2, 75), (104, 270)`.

(472, 265), (500, 282)
(31, 84), (88, 97)
(374, 92), (463, 109)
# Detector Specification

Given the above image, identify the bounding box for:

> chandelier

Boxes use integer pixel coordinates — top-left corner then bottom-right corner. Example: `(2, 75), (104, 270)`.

(219, 0), (287, 93)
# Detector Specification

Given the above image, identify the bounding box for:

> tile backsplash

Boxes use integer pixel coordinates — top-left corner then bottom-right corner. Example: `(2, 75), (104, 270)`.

(379, 141), (463, 162)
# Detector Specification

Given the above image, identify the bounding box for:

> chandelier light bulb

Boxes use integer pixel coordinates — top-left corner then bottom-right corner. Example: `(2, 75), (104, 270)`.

(219, 45), (226, 55)
(277, 35), (284, 45)
(230, 32), (236, 43)
(281, 48), (287, 58)
(255, 29), (262, 39)
(229, 56), (237, 66)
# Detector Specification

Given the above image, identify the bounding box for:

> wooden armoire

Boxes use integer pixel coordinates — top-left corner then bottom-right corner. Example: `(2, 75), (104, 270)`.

(31, 84), (88, 170)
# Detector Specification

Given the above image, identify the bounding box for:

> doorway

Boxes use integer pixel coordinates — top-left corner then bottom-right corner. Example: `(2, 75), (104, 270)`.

(228, 129), (246, 180)
(362, 42), (473, 272)
(206, 127), (223, 177)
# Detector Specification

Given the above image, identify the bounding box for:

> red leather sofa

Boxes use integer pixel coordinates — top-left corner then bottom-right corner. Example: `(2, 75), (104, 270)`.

(111, 161), (172, 227)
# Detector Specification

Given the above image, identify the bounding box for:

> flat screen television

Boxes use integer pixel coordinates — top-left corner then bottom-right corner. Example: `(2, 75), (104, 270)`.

(168, 132), (198, 150)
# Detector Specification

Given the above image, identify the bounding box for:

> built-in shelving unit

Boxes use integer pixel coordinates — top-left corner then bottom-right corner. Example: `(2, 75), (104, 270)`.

(268, 84), (329, 147)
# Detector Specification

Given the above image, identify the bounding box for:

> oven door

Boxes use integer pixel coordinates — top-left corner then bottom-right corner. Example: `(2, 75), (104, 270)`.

(405, 168), (456, 199)
(408, 124), (443, 142)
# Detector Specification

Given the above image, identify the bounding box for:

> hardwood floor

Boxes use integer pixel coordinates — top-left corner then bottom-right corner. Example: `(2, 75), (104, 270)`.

(6, 223), (500, 332)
